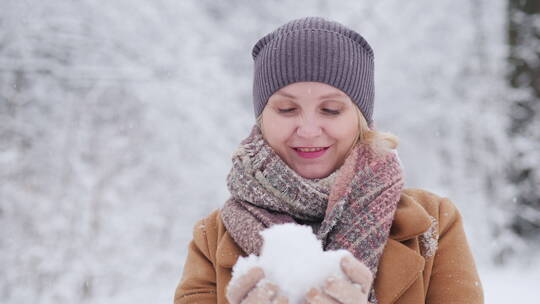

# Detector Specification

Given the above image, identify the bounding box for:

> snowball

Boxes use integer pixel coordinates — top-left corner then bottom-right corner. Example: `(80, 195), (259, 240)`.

(229, 223), (353, 303)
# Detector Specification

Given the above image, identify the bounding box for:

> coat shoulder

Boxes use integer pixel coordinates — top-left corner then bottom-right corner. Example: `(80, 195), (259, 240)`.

(189, 208), (227, 261)
(196, 208), (222, 231)
(192, 208), (225, 242)
(402, 188), (461, 221)
(192, 208), (245, 267)
(401, 189), (484, 303)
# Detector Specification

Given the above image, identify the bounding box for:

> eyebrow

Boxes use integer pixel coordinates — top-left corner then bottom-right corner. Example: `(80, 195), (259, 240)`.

(275, 91), (347, 100)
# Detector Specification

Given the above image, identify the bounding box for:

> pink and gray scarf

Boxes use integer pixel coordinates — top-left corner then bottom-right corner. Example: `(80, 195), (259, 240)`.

(221, 124), (404, 303)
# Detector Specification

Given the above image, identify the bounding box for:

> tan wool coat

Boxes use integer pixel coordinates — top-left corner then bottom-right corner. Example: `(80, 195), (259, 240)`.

(174, 188), (484, 304)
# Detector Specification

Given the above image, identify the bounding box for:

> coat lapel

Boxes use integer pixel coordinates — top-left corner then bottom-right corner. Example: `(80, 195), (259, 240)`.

(373, 191), (433, 304)
(373, 239), (425, 304)
(217, 232), (245, 268)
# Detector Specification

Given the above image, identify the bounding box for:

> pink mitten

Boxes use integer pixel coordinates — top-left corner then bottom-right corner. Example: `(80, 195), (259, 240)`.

(304, 255), (373, 304)
(226, 267), (289, 304)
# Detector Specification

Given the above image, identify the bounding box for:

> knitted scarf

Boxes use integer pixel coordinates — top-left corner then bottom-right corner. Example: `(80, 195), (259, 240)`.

(221, 124), (404, 303)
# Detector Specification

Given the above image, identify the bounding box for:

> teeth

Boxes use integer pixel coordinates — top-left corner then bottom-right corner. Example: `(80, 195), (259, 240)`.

(297, 147), (325, 152)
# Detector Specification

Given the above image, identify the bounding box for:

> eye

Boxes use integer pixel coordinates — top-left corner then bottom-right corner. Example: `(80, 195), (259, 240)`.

(278, 108), (296, 113)
(323, 108), (340, 115)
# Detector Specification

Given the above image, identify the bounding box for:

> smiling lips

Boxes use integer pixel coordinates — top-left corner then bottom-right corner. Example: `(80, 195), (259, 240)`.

(293, 146), (330, 159)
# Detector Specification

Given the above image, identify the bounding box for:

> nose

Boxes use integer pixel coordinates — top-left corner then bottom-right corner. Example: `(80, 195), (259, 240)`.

(296, 117), (322, 138)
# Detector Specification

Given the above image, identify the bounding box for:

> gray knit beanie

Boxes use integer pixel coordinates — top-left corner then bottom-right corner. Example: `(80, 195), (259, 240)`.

(251, 16), (375, 127)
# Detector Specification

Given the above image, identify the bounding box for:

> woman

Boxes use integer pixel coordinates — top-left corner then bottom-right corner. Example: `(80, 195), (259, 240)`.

(174, 16), (484, 304)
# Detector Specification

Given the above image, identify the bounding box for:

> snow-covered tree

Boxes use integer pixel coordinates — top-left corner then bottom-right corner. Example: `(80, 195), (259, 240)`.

(1, 0), (537, 303)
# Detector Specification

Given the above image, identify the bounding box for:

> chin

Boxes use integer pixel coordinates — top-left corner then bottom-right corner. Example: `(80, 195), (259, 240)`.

(295, 166), (333, 179)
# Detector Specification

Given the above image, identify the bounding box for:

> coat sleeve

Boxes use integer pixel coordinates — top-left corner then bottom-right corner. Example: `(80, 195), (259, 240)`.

(174, 217), (218, 304)
(426, 197), (484, 304)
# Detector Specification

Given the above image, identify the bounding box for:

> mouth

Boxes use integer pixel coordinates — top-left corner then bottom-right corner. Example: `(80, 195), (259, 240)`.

(292, 146), (330, 159)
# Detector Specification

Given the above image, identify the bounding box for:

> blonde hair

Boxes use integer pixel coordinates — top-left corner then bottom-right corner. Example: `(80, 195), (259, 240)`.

(256, 105), (399, 156)
(350, 105), (399, 155)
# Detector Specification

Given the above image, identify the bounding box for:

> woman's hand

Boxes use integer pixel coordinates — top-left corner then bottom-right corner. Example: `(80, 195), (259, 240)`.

(304, 255), (373, 304)
(226, 266), (289, 304)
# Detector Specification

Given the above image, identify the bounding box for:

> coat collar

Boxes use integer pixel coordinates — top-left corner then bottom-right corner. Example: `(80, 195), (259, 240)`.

(217, 190), (432, 304)
(389, 189), (432, 241)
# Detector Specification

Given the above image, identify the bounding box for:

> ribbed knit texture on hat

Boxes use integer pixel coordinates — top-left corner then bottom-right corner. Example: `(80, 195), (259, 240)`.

(251, 16), (375, 126)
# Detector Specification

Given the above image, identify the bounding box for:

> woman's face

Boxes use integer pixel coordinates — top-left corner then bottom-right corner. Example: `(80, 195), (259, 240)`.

(261, 82), (359, 179)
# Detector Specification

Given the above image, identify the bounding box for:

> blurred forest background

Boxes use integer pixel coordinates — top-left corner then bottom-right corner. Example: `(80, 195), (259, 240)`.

(1, 0), (539, 303)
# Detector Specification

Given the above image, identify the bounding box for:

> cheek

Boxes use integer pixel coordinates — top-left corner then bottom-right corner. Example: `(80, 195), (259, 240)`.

(327, 116), (359, 143)
(262, 114), (295, 145)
